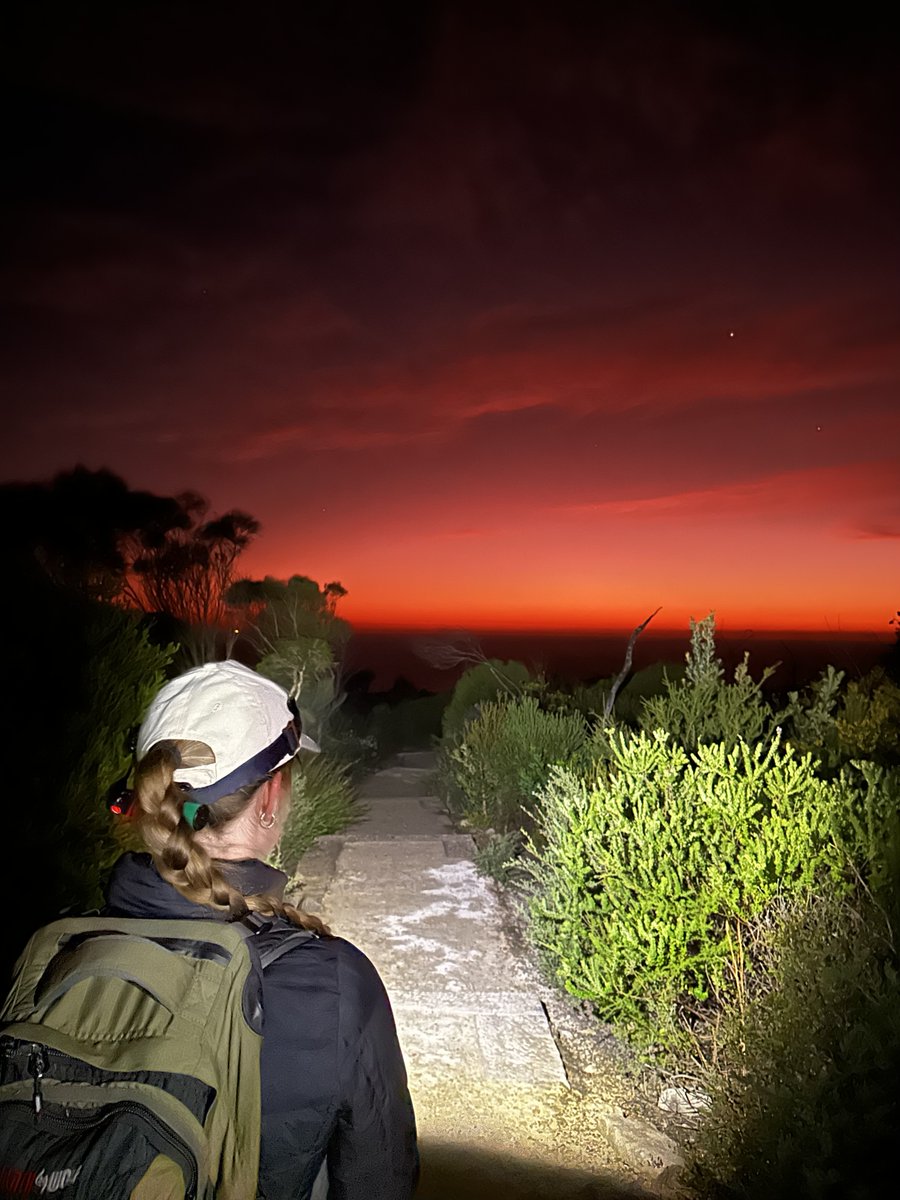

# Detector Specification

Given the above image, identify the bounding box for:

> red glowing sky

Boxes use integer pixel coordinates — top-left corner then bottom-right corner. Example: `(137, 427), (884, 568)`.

(2, 4), (898, 636)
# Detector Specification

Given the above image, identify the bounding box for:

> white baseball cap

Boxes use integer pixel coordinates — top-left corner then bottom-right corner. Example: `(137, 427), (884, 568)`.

(136, 660), (319, 805)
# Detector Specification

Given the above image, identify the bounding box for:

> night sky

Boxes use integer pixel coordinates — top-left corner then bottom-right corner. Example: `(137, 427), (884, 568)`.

(3, 2), (898, 634)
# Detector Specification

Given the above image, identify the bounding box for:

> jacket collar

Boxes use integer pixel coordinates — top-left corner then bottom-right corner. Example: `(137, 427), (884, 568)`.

(104, 851), (288, 920)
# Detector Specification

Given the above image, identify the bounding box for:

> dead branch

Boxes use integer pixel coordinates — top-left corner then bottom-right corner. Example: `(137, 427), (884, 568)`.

(411, 633), (486, 671)
(602, 607), (662, 724)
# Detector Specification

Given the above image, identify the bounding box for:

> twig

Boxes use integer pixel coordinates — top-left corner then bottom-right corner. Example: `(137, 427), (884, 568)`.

(412, 632), (486, 670)
(602, 607), (662, 723)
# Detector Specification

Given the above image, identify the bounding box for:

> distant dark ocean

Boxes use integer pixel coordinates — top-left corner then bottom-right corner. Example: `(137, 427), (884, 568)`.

(343, 628), (893, 696)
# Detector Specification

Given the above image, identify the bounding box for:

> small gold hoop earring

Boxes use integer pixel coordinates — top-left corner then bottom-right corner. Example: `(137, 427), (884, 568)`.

(259, 812), (276, 830)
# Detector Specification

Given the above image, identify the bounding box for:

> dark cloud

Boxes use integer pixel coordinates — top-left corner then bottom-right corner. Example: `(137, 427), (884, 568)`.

(2, 2), (898, 629)
(852, 524), (900, 542)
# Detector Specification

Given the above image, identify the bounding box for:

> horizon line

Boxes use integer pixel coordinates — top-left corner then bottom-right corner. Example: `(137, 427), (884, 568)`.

(349, 622), (892, 640)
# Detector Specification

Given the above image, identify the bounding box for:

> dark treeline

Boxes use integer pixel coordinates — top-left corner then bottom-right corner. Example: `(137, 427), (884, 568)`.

(0, 466), (262, 979)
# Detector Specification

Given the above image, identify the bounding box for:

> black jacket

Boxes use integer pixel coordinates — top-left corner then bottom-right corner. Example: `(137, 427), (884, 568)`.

(104, 852), (419, 1200)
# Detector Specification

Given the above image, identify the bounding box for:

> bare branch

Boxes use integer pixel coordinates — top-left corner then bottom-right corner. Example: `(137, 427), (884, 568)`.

(411, 632), (487, 671)
(602, 607), (662, 723)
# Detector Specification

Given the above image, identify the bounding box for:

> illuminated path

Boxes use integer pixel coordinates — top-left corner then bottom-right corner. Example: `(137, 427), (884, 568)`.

(291, 753), (681, 1199)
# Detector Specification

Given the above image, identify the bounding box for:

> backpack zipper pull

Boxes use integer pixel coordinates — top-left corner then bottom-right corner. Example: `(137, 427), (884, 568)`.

(28, 1044), (48, 1116)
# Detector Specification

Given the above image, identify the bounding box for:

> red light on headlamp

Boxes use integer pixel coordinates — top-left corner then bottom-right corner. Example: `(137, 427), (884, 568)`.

(107, 783), (135, 819)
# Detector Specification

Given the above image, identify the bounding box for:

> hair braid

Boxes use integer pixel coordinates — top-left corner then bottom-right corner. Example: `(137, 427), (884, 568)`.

(244, 894), (329, 936)
(132, 740), (330, 934)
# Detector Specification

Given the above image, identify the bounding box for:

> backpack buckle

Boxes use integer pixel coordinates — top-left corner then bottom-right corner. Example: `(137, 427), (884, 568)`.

(240, 912), (273, 933)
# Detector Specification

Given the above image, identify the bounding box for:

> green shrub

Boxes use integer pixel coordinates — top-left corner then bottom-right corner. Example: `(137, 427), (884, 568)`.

(523, 729), (848, 1055)
(828, 762), (900, 899)
(256, 637), (343, 746)
(835, 670), (900, 763)
(641, 615), (777, 751)
(440, 695), (588, 833)
(441, 659), (533, 740)
(690, 875), (900, 1199)
(273, 754), (364, 873)
(3, 586), (173, 980)
(367, 693), (449, 758)
(56, 609), (174, 902)
(541, 679), (613, 720)
(473, 830), (525, 885)
(778, 662), (844, 750)
(779, 666), (900, 769)
(313, 706), (379, 780)
(686, 770), (900, 1198)
(614, 660), (685, 725)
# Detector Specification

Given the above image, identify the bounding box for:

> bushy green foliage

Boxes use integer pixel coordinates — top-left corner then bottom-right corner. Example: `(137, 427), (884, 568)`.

(778, 663), (845, 763)
(690, 808), (900, 1200)
(780, 666), (900, 768)
(540, 679), (612, 720)
(231, 575), (351, 743)
(257, 638), (342, 740)
(428, 605), (900, 1169)
(441, 659), (533, 740)
(273, 754), (364, 873)
(641, 615), (777, 751)
(440, 695), (588, 833)
(473, 830), (525, 884)
(835, 671), (900, 762)
(57, 610), (174, 900)
(523, 729), (847, 1053)
(826, 762), (900, 900)
(3, 585), (173, 980)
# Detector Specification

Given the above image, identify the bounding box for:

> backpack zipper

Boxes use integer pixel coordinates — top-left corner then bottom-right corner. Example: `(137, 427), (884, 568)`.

(28, 1043), (49, 1114)
(1, 1041), (203, 1200)
(1, 1097), (201, 1200)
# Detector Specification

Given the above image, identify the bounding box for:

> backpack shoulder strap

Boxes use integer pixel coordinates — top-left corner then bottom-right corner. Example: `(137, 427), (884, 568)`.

(257, 930), (314, 971)
(235, 914), (314, 972)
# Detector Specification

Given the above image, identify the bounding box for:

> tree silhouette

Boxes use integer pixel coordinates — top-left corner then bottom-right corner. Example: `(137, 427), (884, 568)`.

(228, 575), (348, 648)
(2, 466), (260, 663)
(0, 520), (173, 981)
(227, 575), (350, 738)
(128, 499), (260, 664)
(1, 465), (187, 600)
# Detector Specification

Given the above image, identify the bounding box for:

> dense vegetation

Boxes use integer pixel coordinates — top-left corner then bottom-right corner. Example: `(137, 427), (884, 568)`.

(1, 572), (173, 979)
(1, 467), (364, 982)
(435, 615), (900, 1198)
(9, 465), (900, 1194)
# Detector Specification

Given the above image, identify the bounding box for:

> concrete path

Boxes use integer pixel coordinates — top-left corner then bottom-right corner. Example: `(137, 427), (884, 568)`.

(290, 753), (682, 1199)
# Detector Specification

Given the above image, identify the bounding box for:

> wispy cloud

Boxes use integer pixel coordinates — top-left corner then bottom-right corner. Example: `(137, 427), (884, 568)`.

(553, 461), (900, 528)
(850, 523), (900, 541)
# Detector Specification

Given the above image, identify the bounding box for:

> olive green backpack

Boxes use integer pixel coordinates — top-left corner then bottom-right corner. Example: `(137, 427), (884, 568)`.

(0, 915), (310, 1199)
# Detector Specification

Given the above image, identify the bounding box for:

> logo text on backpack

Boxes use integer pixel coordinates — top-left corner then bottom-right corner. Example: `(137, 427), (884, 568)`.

(33, 1167), (82, 1195)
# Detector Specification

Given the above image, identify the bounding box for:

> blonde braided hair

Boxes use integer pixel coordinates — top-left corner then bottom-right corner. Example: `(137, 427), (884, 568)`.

(132, 740), (329, 936)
